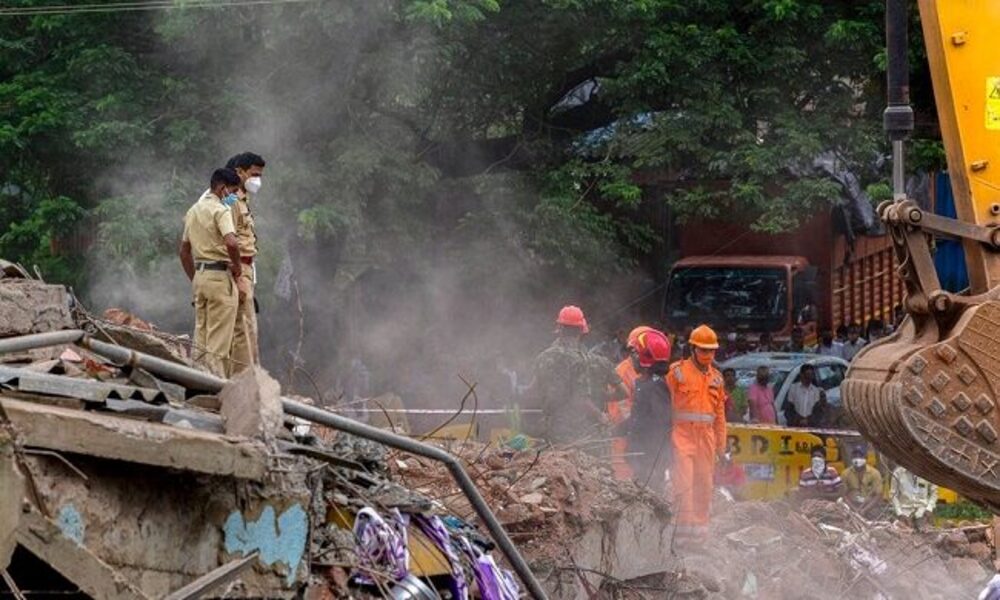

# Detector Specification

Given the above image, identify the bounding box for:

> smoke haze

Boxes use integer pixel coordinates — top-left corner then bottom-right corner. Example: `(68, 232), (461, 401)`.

(81, 1), (653, 420)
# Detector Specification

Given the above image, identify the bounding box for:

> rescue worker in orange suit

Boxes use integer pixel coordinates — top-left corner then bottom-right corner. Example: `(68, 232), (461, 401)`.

(666, 324), (727, 546)
(607, 326), (655, 480)
(621, 329), (672, 493)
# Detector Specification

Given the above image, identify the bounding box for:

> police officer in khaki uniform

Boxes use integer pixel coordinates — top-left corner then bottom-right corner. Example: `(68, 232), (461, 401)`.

(225, 152), (266, 374)
(179, 168), (243, 377)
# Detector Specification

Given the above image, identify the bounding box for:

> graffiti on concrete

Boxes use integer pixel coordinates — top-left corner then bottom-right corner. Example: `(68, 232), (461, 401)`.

(56, 504), (85, 545)
(223, 504), (308, 584)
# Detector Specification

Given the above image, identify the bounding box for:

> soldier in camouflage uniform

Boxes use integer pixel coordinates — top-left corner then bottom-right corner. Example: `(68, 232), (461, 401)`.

(528, 306), (627, 445)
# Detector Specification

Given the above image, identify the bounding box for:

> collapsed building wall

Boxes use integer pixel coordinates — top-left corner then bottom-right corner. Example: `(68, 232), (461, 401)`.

(0, 270), (679, 599)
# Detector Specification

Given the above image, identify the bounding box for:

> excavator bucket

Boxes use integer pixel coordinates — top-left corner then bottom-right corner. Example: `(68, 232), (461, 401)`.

(844, 0), (1000, 511)
(845, 306), (1000, 511)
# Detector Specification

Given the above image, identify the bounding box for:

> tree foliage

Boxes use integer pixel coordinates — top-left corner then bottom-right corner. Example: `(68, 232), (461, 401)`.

(0, 0), (919, 308)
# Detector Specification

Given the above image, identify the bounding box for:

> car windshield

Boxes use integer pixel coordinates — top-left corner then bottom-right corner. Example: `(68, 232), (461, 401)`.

(732, 368), (789, 390)
(731, 363), (843, 393)
(664, 267), (788, 331)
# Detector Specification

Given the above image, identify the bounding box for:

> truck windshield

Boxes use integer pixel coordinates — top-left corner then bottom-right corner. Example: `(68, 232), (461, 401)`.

(663, 267), (788, 331)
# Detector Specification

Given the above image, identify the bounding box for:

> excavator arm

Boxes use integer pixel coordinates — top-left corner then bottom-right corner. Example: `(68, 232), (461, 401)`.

(844, 0), (1000, 511)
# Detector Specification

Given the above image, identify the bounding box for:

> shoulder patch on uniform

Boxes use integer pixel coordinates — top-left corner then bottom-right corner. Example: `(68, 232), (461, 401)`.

(673, 365), (684, 383)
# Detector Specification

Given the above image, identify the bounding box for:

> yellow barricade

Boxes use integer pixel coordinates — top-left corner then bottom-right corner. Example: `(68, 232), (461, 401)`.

(727, 424), (957, 503)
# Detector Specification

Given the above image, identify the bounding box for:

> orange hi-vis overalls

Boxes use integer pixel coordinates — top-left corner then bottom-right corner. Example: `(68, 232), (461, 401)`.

(666, 358), (726, 544)
(608, 358), (639, 480)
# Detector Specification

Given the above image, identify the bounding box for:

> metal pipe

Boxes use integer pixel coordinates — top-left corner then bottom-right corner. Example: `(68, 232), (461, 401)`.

(0, 330), (84, 354)
(883, 0), (914, 201)
(78, 336), (226, 393)
(892, 140), (906, 200)
(282, 399), (548, 600)
(885, 0), (909, 108)
(62, 337), (547, 599)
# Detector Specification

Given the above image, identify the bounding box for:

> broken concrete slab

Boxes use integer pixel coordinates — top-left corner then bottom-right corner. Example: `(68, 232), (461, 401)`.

(23, 448), (312, 598)
(187, 394), (221, 410)
(539, 502), (676, 600)
(17, 509), (150, 600)
(1, 398), (267, 479)
(0, 279), (73, 336)
(726, 525), (783, 548)
(0, 432), (23, 570)
(92, 322), (191, 366)
(220, 367), (283, 440)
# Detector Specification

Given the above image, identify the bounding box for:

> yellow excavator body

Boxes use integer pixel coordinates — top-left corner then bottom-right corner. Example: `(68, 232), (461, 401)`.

(844, 0), (1000, 511)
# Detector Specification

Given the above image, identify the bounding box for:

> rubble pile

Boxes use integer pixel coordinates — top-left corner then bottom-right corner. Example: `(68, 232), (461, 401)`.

(933, 521), (994, 558)
(657, 497), (994, 599)
(391, 442), (671, 562)
(0, 272), (540, 598)
(3, 270), (1000, 599)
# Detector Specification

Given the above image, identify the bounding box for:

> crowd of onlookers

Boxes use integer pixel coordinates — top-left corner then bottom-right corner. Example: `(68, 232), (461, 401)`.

(715, 443), (940, 528)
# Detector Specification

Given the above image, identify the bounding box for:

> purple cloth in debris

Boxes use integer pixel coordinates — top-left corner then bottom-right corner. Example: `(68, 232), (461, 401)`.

(413, 514), (470, 600)
(352, 507), (409, 585)
(459, 537), (520, 600)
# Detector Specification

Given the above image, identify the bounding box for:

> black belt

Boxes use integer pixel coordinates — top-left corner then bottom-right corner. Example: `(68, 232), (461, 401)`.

(195, 261), (229, 272)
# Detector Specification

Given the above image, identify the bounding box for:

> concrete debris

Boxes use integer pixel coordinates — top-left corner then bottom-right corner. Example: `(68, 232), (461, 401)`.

(0, 432), (24, 570)
(651, 497), (994, 600)
(91, 320), (191, 366)
(2, 397), (268, 478)
(391, 442), (675, 598)
(726, 524), (783, 548)
(0, 279), (73, 337)
(219, 367), (283, 440)
(0, 286), (534, 599)
(95, 307), (191, 365)
(3, 276), (1000, 600)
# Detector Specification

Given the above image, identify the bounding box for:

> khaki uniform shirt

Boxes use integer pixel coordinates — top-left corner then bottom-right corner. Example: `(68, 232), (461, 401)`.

(182, 190), (236, 263)
(232, 194), (257, 258)
(843, 464), (883, 500)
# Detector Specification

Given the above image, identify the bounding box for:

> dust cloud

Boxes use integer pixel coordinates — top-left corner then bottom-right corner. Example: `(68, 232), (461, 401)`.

(81, 2), (652, 423)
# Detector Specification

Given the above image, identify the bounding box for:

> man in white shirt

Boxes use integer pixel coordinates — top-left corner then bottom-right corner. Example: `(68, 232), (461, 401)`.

(782, 364), (826, 427)
(816, 329), (845, 359)
(890, 465), (937, 531)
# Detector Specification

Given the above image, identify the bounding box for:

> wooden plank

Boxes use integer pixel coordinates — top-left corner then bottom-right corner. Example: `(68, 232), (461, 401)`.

(0, 398), (267, 480)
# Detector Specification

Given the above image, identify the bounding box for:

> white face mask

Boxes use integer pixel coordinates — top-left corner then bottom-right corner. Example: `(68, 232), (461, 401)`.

(811, 457), (825, 476)
(245, 176), (262, 194)
(852, 458), (866, 469)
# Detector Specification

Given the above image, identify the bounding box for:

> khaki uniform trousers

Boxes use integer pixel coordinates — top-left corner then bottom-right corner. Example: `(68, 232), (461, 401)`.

(193, 269), (238, 377)
(230, 271), (259, 374)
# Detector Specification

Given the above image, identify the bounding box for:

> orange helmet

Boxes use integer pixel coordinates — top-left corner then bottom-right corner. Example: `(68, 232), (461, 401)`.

(556, 305), (589, 333)
(689, 324), (719, 349)
(635, 329), (671, 367)
(626, 326), (653, 349)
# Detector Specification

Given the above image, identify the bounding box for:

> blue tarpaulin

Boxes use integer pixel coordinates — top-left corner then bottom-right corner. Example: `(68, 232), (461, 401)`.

(934, 171), (970, 293)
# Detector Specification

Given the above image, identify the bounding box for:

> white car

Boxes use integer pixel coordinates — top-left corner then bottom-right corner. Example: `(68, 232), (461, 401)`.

(720, 352), (850, 426)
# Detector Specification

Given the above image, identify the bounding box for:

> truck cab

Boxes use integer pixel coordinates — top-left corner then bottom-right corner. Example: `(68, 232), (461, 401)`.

(661, 213), (902, 345)
(663, 255), (817, 340)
